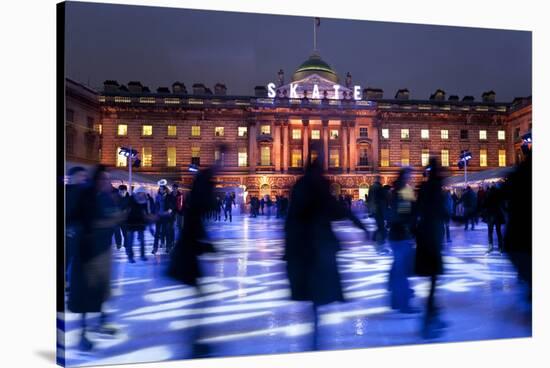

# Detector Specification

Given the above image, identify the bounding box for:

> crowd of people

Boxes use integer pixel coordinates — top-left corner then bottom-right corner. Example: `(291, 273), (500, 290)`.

(63, 141), (531, 354)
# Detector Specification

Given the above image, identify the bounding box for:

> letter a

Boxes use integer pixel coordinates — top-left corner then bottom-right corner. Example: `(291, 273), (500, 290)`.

(312, 84), (320, 99)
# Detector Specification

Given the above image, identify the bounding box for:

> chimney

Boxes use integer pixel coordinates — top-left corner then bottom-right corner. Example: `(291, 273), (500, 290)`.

(127, 81), (143, 94)
(481, 90), (496, 103)
(395, 88), (410, 100)
(364, 87), (383, 100)
(214, 83), (227, 96)
(448, 95), (459, 101)
(172, 82), (187, 94)
(156, 87), (170, 94)
(103, 80), (119, 93)
(192, 83), (206, 95)
(462, 95), (474, 102)
(430, 89), (445, 101)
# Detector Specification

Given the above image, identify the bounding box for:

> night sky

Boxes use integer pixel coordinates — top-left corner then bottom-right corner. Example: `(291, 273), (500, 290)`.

(65, 1), (532, 102)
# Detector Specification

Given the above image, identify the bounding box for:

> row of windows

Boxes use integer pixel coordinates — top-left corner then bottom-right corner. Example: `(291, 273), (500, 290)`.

(379, 149), (507, 167)
(117, 146), (506, 169)
(116, 124), (250, 137)
(115, 147), (346, 168)
(381, 128), (506, 141)
(115, 124), (370, 140)
(115, 123), (507, 142)
(117, 146), (250, 168)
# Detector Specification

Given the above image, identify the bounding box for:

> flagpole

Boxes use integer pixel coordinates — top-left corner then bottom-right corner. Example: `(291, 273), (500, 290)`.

(313, 18), (316, 51)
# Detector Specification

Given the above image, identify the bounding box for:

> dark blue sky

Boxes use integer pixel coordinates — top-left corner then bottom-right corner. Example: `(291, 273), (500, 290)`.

(65, 1), (532, 102)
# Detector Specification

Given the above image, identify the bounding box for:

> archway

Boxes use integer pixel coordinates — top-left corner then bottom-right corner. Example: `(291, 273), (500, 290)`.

(260, 183), (271, 198)
(359, 183), (370, 202)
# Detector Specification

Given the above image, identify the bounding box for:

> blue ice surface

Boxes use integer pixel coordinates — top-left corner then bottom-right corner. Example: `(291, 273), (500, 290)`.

(59, 214), (531, 367)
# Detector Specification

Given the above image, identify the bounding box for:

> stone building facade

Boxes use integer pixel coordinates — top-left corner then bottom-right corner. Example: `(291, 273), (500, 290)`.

(65, 53), (532, 199)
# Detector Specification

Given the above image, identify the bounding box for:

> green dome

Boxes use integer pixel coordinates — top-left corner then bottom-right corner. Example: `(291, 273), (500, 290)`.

(292, 53), (339, 83)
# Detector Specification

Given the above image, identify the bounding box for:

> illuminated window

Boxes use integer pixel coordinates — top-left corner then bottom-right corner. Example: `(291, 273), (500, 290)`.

(401, 129), (409, 139)
(401, 148), (409, 166)
(167, 125), (177, 136)
(359, 127), (368, 138)
(191, 146), (200, 166)
(380, 148), (389, 167)
(479, 130), (487, 140)
(238, 147), (248, 167)
(191, 125), (201, 137)
(480, 149), (487, 167)
(117, 124), (128, 136)
(330, 129), (339, 139)
(498, 130), (506, 140)
(215, 127), (224, 137)
(421, 149), (430, 166)
(381, 128), (389, 139)
(421, 129), (430, 139)
(238, 127), (248, 137)
(142, 147), (152, 167)
(329, 149), (340, 167)
(93, 124), (102, 135)
(441, 149), (449, 167)
(116, 147), (127, 167)
(260, 146), (271, 166)
(167, 147), (176, 167)
(498, 150), (506, 167)
(142, 125), (153, 136)
(260, 125), (271, 135)
(311, 129), (320, 140)
(460, 129), (468, 139)
(292, 129), (302, 139)
(441, 130), (449, 139)
(291, 149), (302, 167)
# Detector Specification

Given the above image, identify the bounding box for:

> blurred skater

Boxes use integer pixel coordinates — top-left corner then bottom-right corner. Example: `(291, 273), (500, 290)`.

(68, 165), (125, 351)
(166, 147), (224, 358)
(124, 187), (156, 263)
(415, 158), (447, 339)
(503, 139), (532, 301)
(387, 167), (418, 313)
(284, 142), (369, 350)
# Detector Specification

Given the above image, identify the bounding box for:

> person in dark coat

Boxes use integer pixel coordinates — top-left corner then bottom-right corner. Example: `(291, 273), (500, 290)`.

(113, 185), (130, 249)
(484, 184), (506, 254)
(461, 186), (477, 230)
(223, 192), (235, 222)
(152, 184), (173, 254)
(65, 166), (89, 287)
(284, 142), (369, 350)
(368, 175), (389, 253)
(68, 165), (125, 351)
(503, 144), (532, 299)
(387, 167), (418, 314)
(442, 189), (453, 243)
(125, 187), (155, 262)
(259, 197), (265, 215)
(415, 158), (447, 338)
(167, 148), (222, 358)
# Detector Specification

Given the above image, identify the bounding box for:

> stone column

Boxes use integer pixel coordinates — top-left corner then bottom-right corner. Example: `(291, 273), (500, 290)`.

(341, 121), (348, 172)
(371, 119), (380, 172)
(349, 120), (357, 172)
(322, 119), (329, 170)
(302, 119), (309, 168)
(274, 121), (281, 171)
(248, 121), (257, 173)
(282, 120), (289, 172)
